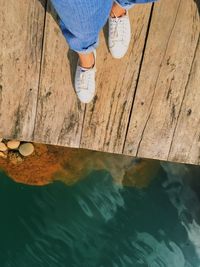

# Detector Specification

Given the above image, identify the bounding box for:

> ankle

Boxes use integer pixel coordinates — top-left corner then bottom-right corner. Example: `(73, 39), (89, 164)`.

(110, 3), (126, 18)
(78, 52), (95, 69)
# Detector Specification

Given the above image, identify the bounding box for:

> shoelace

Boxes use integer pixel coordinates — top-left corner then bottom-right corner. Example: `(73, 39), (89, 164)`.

(79, 70), (89, 90)
(77, 68), (96, 92)
(110, 15), (127, 42)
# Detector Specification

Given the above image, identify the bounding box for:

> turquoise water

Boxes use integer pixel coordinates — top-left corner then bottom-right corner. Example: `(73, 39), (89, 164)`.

(0, 161), (200, 266)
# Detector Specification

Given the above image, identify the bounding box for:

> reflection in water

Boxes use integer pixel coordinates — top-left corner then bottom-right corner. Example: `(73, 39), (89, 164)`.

(0, 146), (200, 266)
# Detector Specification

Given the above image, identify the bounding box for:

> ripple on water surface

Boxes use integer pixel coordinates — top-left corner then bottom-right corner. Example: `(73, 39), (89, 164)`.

(0, 161), (200, 267)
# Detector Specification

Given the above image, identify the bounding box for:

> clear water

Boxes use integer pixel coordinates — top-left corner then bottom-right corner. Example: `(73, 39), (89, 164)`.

(0, 161), (200, 267)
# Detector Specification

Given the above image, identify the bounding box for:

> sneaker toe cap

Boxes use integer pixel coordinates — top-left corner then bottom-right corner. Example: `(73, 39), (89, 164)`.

(77, 90), (95, 103)
(109, 44), (129, 59)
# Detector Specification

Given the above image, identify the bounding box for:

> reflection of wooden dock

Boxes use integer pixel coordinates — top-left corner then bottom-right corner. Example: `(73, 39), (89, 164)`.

(1, 0), (200, 164)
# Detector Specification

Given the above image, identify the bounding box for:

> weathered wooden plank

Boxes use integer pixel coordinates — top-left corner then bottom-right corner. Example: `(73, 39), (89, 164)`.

(80, 4), (152, 153)
(123, 0), (200, 162)
(168, 37), (200, 165)
(33, 1), (85, 147)
(0, 0), (46, 140)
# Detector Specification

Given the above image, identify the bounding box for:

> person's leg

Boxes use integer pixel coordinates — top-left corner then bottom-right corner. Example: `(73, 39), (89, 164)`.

(50, 0), (113, 103)
(50, 0), (113, 67)
(111, 0), (158, 18)
(58, 19), (97, 68)
(108, 0), (158, 58)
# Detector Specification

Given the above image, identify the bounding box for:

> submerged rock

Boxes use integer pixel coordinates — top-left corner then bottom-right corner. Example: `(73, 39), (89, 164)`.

(0, 142), (8, 152)
(0, 144), (62, 185)
(122, 158), (160, 188)
(19, 143), (34, 156)
(0, 142), (160, 187)
(7, 140), (20, 150)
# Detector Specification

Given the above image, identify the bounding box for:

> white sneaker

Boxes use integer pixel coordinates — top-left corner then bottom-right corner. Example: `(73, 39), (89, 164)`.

(74, 50), (96, 104)
(108, 11), (131, 59)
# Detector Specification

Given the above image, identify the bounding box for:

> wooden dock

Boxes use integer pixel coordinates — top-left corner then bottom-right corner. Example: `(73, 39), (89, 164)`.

(1, 0), (200, 165)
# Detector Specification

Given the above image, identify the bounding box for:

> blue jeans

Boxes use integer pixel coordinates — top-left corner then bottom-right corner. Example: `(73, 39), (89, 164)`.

(50, 0), (156, 54)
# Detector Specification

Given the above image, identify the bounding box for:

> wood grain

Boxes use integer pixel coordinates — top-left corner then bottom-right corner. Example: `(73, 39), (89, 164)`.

(0, 0), (45, 140)
(123, 0), (200, 162)
(168, 37), (200, 165)
(1, 0), (200, 165)
(80, 4), (152, 153)
(33, 1), (85, 147)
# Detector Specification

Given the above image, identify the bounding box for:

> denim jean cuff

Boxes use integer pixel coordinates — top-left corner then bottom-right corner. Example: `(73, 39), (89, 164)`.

(114, 0), (135, 10)
(72, 36), (99, 54)
(73, 46), (96, 55)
